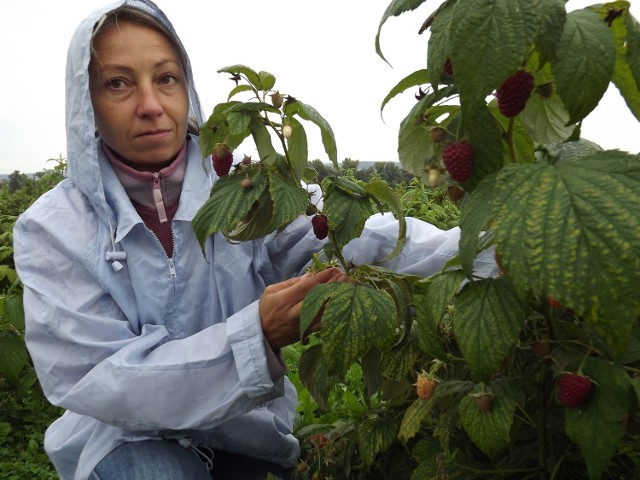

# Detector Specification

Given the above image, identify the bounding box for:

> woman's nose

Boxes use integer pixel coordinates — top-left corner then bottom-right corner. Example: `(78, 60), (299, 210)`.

(136, 84), (163, 117)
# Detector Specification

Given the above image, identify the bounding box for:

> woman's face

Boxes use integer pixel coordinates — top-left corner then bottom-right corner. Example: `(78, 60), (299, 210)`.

(89, 21), (189, 169)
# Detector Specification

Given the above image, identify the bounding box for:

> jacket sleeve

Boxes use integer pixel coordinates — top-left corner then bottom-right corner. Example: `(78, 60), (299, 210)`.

(261, 212), (497, 281)
(13, 198), (288, 433)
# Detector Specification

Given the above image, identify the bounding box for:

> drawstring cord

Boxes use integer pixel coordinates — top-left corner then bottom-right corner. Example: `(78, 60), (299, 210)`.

(105, 217), (127, 272)
(177, 438), (214, 471)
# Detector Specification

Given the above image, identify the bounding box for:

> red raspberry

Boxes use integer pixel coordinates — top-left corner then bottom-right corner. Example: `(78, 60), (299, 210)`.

(311, 214), (329, 240)
(558, 373), (593, 408)
(212, 144), (233, 177)
(496, 70), (535, 117)
(547, 295), (563, 309)
(415, 372), (438, 400)
(442, 142), (474, 182)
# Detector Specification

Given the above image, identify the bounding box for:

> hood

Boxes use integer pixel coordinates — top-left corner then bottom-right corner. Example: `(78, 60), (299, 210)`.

(65, 0), (204, 225)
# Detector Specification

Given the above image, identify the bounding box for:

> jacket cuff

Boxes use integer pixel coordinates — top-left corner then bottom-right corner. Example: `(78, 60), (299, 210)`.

(226, 301), (285, 398)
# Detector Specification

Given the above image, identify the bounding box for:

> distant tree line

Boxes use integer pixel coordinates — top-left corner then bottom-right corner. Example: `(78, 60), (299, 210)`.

(309, 158), (415, 188)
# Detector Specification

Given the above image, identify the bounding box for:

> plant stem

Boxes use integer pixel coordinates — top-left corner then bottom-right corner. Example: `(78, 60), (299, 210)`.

(504, 117), (517, 163)
(328, 231), (350, 272)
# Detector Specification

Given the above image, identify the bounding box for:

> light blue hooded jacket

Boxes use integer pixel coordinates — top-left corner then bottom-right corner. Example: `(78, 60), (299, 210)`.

(13, 1), (496, 479)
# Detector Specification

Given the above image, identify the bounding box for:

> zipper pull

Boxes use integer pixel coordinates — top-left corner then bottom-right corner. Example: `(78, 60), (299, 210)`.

(153, 173), (168, 223)
(167, 258), (177, 278)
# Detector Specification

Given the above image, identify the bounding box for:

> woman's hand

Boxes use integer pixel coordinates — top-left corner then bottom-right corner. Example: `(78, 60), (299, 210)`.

(259, 267), (347, 350)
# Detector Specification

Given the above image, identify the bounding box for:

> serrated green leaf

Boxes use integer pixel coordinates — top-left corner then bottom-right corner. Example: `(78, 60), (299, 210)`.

(363, 178), (406, 261)
(426, 0), (457, 88)
(492, 153), (640, 355)
(458, 173), (496, 276)
(381, 331), (420, 382)
(399, 397), (433, 443)
(248, 117), (278, 166)
(453, 277), (527, 378)
(552, 9), (616, 124)
(535, 0), (567, 66)
(226, 111), (251, 137)
(609, 3), (640, 121)
(544, 138), (603, 164)
(520, 87), (575, 145)
(198, 101), (242, 158)
(191, 174), (267, 248)
(397, 86), (458, 179)
(565, 357), (630, 480)
(358, 416), (398, 466)
(414, 270), (466, 359)
(284, 100), (337, 165)
(0, 330), (28, 384)
(375, 0), (428, 65)
(226, 84), (254, 101)
(450, 0), (537, 107)
(284, 116), (308, 180)
(323, 183), (374, 250)
(218, 64), (261, 90)
(301, 282), (397, 376)
(298, 344), (337, 411)
(258, 71), (276, 91)
(626, 11), (640, 104)
(380, 69), (429, 117)
(266, 172), (308, 231)
(225, 189), (275, 242)
(458, 378), (517, 457)
(3, 295), (24, 331)
(0, 265), (16, 285)
(462, 103), (505, 190)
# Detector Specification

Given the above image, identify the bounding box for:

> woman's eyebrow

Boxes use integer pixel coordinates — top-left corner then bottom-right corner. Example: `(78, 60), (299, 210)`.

(96, 58), (181, 74)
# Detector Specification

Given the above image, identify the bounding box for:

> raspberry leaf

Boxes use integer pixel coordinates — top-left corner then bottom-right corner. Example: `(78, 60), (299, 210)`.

(358, 416), (397, 467)
(610, 6), (640, 120)
(283, 116), (308, 180)
(298, 344), (337, 411)
(552, 10), (616, 124)
(453, 277), (527, 379)
(565, 357), (631, 479)
(192, 173), (268, 250)
(0, 327), (28, 384)
(449, 0), (537, 107)
(300, 282), (396, 377)
(398, 397), (434, 444)
(461, 103), (504, 189)
(218, 64), (262, 90)
(322, 177), (375, 250)
(492, 151), (640, 355)
(414, 270), (467, 360)
(379, 69), (429, 116)
(266, 172), (309, 231)
(458, 379), (517, 457)
(363, 178), (407, 261)
(284, 100), (337, 166)
(458, 173), (496, 276)
(397, 86), (457, 182)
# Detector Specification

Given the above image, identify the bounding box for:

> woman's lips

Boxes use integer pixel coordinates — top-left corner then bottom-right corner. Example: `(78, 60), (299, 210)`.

(136, 129), (171, 140)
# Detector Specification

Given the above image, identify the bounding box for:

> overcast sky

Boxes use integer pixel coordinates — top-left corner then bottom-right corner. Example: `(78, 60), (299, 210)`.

(1, 0), (638, 174)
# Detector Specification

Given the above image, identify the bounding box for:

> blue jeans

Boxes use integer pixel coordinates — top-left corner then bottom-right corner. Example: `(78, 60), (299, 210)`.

(90, 440), (286, 479)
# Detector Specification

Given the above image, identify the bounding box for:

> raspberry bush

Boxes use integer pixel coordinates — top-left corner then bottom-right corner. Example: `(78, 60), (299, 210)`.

(194, 1), (640, 478)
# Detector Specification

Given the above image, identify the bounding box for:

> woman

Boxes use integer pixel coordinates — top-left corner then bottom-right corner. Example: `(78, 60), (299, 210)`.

(13, 1), (495, 479)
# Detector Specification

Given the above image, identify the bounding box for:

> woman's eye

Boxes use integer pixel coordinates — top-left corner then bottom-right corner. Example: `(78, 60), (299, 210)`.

(106, 78), (126, 89)
(160, 74), (179, 86)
